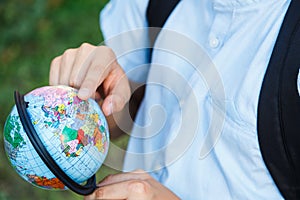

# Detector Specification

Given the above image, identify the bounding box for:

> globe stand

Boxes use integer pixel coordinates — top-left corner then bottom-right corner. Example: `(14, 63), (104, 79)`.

(14, 91), (98, 196)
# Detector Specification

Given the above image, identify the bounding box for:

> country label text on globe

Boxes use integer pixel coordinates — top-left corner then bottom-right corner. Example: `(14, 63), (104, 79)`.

(4, 85), (109, 190)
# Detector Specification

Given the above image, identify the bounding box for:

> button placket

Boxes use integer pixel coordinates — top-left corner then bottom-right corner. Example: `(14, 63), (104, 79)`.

(207, 9), (233, 50)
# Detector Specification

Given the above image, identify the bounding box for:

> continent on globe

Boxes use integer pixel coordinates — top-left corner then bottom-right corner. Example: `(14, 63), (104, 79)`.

(4, 115), (25, 149)
(3, 85), (109, 192)
(27, 174), (65, 189)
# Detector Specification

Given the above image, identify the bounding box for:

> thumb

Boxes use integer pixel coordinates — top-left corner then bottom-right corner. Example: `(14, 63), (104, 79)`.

(102, 94), (128, 116)
(102, 71), (131, 116)
(84, 192), (97, 200)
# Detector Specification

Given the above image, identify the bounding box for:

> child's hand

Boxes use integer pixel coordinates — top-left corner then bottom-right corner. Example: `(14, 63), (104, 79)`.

(49, 43), (131, 116)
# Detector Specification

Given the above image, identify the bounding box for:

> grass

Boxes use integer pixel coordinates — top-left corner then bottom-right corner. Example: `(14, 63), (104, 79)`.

(0, 0), (129, 199)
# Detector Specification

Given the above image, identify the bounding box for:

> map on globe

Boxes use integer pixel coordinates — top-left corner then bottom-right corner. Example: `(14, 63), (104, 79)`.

(4, 86), (109, 190)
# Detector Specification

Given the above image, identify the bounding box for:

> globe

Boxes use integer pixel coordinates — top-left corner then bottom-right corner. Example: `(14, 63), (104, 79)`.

(3, 85), (109, 193)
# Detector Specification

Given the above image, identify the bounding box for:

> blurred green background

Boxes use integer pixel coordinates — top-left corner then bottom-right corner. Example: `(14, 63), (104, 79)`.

(0, 0), (128, 199)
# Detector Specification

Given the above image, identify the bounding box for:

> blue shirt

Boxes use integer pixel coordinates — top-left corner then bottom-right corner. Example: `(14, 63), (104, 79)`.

(100, 0), (291, 199)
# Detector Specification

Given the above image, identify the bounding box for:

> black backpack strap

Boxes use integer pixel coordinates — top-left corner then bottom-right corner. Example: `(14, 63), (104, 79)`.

(257, 0), (300, 199)
(146, 0), (180, 55)
(129, 0), (180, 120)
(146, 0), (180, 28)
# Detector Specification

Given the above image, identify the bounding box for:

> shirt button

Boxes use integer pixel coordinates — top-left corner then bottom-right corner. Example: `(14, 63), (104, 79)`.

(179, 100), (184, 107)
(209, 37), (220, 48)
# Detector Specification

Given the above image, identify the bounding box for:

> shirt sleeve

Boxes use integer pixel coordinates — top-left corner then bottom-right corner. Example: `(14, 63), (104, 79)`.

(100, 0), (150, 83)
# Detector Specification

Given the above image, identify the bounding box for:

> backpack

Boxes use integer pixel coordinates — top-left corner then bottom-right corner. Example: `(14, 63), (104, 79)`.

(144, 0), (300, 199)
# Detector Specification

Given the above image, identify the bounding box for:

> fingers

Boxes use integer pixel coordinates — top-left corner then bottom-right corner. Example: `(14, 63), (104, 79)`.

(49, 57), (60, 86)
(59, 48), (76, 85)
(84, 170), (180, 200)
(50, 48), (78, 86)
(77, 47), (112, 100)
(85, 180), (150, 200)
(78, 47), (131, 114)
(97, 170), (150, 187)
(49, 43), (131, 115)
(69, 43), (96, 88)
(101, 70), (131, 116)
(104, 180), (150, 200)
(49, 43), (96, 88)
